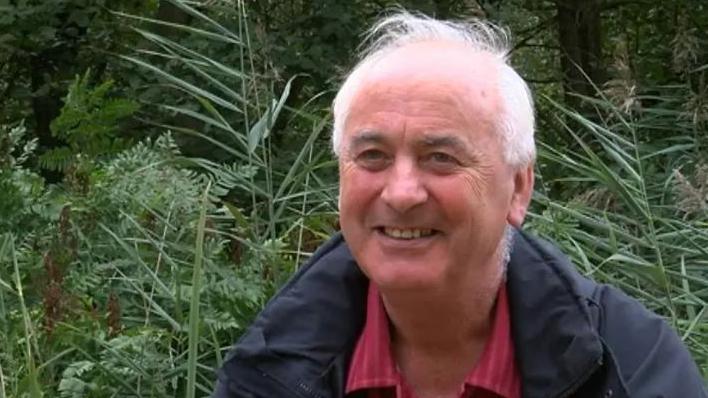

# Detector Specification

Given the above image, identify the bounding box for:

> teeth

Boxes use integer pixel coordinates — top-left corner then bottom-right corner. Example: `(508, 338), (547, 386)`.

(383, 228), (433, 239)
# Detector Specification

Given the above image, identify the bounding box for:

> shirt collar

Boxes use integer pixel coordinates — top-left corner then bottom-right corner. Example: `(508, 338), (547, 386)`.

(346, 282), (520, 397)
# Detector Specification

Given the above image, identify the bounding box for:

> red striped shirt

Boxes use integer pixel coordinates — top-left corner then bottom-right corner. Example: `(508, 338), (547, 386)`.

(345, 283), (520, 398)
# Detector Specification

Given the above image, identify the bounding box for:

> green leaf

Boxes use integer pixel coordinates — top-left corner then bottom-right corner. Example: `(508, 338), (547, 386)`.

(247, 77), (295, 154)
(223, 201), (249, 229)
(186, 181), (211, 398)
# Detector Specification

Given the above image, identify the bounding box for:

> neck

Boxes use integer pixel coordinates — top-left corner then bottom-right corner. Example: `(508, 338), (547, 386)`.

(379, 263), (505, 398)
(382, 226), (513, 352)
(381, 270), (503, 353)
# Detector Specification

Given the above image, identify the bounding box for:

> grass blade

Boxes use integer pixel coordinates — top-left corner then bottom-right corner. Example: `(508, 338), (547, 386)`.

(186, 181), (211, 398)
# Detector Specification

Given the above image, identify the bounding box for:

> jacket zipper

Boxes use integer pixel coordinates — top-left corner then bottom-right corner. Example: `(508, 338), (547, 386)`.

(554, 356), (603, 398)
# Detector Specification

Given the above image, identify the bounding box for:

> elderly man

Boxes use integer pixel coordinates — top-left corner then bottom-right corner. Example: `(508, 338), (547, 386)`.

(214, 12), (706, 398)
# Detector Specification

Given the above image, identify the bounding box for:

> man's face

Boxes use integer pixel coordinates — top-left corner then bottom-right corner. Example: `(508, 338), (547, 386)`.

(338, 43), (532, 291)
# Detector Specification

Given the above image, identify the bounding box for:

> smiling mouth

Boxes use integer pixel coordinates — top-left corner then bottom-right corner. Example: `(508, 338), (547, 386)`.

(378, 227), (436, 240)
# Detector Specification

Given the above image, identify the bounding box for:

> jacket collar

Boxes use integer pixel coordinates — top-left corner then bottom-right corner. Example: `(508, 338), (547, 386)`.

(229, 234), (367, 398)
(506, 231), (603, 398)
(227, 231), (603, 398)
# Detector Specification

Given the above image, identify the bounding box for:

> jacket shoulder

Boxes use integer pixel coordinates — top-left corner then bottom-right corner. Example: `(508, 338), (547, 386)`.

(591, 283), (707, 396)
(512, 231), (706, 396)
(214, 233), (367, 398)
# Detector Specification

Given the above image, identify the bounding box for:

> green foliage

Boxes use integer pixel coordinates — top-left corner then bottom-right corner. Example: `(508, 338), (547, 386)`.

(0, 121), (37, 169)
(528, 82), (708, 372)
(0, 121), (49, 234)
(0, 0), (155, 155)
(121, 1), (338, 247)
(2, 1), (708, 396)
(0, 131), (281, 396)
(39, 71), (139, 172)
(0, 3), (342, 394)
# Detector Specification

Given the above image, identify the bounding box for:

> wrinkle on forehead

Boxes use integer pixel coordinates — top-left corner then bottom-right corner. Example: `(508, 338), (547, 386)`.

(343, 41), (503, 139)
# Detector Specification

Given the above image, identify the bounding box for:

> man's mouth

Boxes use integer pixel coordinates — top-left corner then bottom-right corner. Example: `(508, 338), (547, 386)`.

(379, 227), (436, 240)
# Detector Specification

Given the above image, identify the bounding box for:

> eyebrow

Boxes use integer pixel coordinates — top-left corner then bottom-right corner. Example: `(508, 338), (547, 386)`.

(346, 131), (475, 157)
(417, 133), (483, 164)
(416, 134), (469, 152)
(348, 130), (387, 152)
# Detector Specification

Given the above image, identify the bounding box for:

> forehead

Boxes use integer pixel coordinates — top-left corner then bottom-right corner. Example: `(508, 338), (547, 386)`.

(344, 42), (502, 141)
(364, 42), (500, 91)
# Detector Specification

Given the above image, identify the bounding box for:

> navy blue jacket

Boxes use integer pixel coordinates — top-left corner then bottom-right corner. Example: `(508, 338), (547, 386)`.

(214, 231), (706, 397)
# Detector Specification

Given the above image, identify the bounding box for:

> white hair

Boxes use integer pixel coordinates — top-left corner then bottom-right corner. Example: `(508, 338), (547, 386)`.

(500, 224), (516, 268)
(331, 11), (536, 168)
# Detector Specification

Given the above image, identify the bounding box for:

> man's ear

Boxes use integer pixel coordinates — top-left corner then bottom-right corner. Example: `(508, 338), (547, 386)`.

(506, 164), (534, 228)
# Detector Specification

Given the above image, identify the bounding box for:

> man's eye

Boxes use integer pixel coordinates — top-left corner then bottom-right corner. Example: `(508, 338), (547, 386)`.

(428, 152), (458, 164)
(356, 150), (389, 169)
(359, 150), (386, 160)
(423, 152), (461, 173)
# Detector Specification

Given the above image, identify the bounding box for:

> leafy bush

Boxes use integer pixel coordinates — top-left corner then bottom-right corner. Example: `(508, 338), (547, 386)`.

(1, 2), (338, 395)
(528, 84), (708, 374)
(0, 133), (278, 396)
(40, 71), (139, 172)
(0, 121), (50, 234)
(2, 2), (706, 397)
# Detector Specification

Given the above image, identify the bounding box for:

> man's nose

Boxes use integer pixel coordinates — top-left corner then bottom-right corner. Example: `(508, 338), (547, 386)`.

(380, 159), (428, 213)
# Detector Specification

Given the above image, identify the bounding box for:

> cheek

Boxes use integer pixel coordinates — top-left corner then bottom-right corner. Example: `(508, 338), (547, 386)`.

(338, 160), (355, 183)
(460, 174), (485, 199)
(338, 165), (381, 218)
(429, 173), (499, 224)
(339, 162), (358, 205)
(426, 178), (473, 222)
(452, 168), (492, 203)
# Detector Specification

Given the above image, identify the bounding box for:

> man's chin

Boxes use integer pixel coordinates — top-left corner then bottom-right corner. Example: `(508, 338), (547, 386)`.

(364, 266), (445, 292)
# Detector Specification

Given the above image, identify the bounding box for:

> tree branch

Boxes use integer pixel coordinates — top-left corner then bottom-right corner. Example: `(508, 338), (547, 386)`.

(509, 16), (556, 55)
(515, 43), (561, 51)
(0, 56), (21, 111)
(601, 0), (653, 12)
(525, 77), (562, 84)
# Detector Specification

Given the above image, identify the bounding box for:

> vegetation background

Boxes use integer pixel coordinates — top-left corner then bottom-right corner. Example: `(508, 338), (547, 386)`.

(0, 0), (706, 396)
